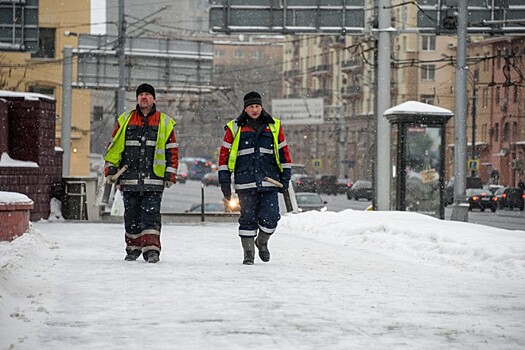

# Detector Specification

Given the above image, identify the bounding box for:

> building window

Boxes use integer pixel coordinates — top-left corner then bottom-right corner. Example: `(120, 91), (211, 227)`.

(216, 64), (225, 73)
(482, 87), (489, 108)
(420, 94), (435, 104)
(513, 85), (518, 103)
(32, 28), (56, 59)
(421, 65), (435, 81)
(215, 49), (224, 57)
(513, 122), (518, 141)
(495, 86), (500, 105)
(233, 50), (245, 59)
(28, 86), (55, 96)
(93, 106), (104, 122)
(421, 36), (436, 51)
(252, 51), (263, 60)
(483, 56), (489, 72)
(494, 123), (499, 141)
(503, 122), (509, 142)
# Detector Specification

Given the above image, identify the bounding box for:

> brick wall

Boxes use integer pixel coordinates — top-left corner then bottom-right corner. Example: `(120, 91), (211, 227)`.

(0, 93), (63, 221)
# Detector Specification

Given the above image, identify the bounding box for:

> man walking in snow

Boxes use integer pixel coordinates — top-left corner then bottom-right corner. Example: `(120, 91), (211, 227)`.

(218, 91), (292, 265)
(104, 83), (178, 263)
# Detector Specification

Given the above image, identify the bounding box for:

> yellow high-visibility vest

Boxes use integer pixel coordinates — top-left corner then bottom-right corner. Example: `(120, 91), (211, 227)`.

(105, 111), (175, 177)
(226, 118), (282, 172)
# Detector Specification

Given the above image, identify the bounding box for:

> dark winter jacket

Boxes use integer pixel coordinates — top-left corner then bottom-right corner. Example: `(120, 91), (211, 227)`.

(218, 109), (292, 192)
(105, 104), (178, 192)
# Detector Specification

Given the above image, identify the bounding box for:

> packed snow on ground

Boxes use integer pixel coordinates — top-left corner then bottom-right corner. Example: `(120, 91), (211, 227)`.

(1, 210), (524, 350)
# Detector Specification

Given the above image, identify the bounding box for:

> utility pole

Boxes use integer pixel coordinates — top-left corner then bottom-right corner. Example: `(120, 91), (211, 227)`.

(471, 86), (477, 177)
(117, 0), (126, 116)
(61, 46), (73, 177)
(451, 0), (469, 222)
(337, 103), (347, 178)
(375, 0), (393, 210)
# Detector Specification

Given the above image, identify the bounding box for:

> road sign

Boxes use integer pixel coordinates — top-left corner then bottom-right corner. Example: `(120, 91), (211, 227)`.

(271, 98), (324, 125)
(75, 35), (213, 92)
(416, 0), (525, 34)
(209, 0), (366, 34)
(468, 159), (479, 171)
(312, 159), (322, 169)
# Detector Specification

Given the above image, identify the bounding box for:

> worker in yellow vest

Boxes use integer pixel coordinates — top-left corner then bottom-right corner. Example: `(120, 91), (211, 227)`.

(218, 91), (292, 265)
(104, 83), (179, 263)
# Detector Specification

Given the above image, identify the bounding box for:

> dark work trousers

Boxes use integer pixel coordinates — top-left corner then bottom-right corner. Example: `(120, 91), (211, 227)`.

(237, 189), (280, 237)
(122, 191), (163, 258)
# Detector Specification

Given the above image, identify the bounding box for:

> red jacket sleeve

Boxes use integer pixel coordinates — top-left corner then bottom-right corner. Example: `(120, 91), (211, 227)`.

(164, 128), (179, 183)
(218, 127), (234, 184)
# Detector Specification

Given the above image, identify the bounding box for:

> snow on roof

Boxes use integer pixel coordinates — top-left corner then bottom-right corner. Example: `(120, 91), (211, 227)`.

(384, 101), (453, 116)
(0, 153), (39, 168)
(0, 90), (55, 101)
(0, 191), (33, 205)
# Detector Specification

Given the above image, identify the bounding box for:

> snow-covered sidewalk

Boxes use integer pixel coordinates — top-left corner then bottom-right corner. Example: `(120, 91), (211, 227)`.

(1, 210), (525, 349)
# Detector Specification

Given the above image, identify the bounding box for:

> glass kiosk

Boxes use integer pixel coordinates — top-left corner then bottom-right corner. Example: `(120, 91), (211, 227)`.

(384, 101), (453, 219)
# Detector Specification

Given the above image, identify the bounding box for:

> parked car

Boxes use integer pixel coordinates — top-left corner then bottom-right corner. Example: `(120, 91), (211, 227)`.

(483, 184), (504, 194)
(291, 174), (316, 192)
(295, 192), (327, 212)
(494, 187), (525, 211)
(201, 172), (219, 186)
(466, 188), (497, 212)
(445, 176), (483, 205)
(347, 180), (373, 201)
(336, 178), (353, 194)
(316, 175), (338, 195)
(186, 195), (240, 214)
(177, 162), (188, 184)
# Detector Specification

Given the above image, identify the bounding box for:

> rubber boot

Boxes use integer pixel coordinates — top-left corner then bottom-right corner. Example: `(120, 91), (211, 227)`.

(255, 232), (271, 262)
(241, 237), (255, 265)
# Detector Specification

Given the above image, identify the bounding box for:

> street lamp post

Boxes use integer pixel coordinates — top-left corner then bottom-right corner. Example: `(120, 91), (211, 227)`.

(471, 85), (477, 177)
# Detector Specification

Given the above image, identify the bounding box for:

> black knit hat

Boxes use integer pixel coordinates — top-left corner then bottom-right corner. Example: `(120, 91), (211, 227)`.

(136, 83), (156, 99)
(243, 91), (262, 108)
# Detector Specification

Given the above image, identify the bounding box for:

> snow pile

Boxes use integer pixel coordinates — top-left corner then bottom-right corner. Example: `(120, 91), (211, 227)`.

(0, 191), (33, 205)
(280, 210), (525, 278)
(0, 153), (38, 168)
(0, 225), (57, 345)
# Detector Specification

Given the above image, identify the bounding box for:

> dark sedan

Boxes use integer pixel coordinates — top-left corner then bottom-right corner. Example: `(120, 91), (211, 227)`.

(494, 187), (525, 211)
(291, 174), (316, 192)
(466, 188), (497, 212)
(347, 180), (373, 201)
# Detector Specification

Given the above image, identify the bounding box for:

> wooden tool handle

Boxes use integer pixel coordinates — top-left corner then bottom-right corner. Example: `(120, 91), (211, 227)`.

(264, 176), (284, 188)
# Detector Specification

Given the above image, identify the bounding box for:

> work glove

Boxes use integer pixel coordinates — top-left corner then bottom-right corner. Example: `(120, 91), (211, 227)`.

(105, 166), (118, 184)
(279, 180), (290, 193)
(221, 183), (232, 201)
(164, 181), (174, 189)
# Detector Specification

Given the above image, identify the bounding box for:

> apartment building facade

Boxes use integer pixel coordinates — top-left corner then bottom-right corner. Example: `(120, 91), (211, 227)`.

(280, 2), (524, 188)
(1, 0), (92, 176)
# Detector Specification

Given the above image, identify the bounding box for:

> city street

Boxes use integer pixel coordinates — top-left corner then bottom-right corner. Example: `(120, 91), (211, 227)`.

(161, 180), (525, 231)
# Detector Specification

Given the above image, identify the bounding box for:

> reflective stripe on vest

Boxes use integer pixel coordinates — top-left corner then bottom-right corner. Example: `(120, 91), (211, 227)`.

(226, 118), (282, 172)
(105, 111), (175, 177)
